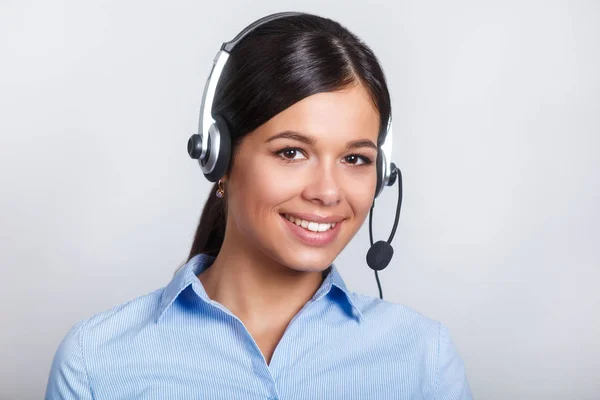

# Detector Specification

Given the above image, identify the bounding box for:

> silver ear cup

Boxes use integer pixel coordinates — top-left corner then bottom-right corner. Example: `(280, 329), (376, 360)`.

(375, 122), (394, 198)
(375, 149), (389, 198)
(199, 123), (221, 177)
(187, 122), (221, 178)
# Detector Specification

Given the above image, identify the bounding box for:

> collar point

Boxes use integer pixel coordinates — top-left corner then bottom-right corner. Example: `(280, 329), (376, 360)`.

(355, 311), (365, 323)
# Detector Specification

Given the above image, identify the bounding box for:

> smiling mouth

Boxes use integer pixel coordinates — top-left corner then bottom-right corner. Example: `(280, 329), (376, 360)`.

(281, 213), (337, 232)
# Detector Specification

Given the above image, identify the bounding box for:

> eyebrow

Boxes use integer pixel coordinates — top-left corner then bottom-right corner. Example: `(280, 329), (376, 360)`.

(265, 131), (377, 151)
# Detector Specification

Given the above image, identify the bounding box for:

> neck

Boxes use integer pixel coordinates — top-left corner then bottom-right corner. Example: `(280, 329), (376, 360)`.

(197, 230), (325, 328)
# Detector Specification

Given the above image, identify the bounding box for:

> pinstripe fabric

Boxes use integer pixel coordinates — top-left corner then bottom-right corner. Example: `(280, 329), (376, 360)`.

(46, 254), (472, 399)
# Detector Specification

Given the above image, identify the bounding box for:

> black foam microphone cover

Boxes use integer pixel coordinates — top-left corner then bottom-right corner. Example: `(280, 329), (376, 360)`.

(366, 240), (394, 271)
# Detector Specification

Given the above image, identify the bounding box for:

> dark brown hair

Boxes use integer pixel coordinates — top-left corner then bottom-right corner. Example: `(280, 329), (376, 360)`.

(187, 13), (392, 262)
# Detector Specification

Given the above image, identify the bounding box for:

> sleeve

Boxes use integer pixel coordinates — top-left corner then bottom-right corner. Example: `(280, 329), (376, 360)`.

(434, 323), (473, 400)
(45, 319), (94, 400)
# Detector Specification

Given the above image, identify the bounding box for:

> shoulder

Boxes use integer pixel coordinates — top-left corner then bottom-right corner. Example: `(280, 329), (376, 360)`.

(54, 287), (165, 349)
(80, 288), (164, 334)
(46, 288), (165, 398)
(347, 291), (443, 366)
(347, 292), (473, 398)
(349, 291), (441, 336)
(68, 288), (166, 354)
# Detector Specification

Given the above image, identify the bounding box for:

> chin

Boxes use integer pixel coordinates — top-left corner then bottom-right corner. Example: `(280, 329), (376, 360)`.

(277, 250), (338, 273)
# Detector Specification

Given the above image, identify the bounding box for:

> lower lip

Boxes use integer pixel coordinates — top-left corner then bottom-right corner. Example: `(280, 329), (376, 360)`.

(280, 215), (342, 247)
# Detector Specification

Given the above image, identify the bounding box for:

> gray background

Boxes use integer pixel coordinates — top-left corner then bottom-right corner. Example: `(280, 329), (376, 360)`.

(1, 1), (599, 399)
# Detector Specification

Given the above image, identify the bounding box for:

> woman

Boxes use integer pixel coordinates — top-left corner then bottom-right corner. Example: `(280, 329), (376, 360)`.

(46, 12), (472, 399)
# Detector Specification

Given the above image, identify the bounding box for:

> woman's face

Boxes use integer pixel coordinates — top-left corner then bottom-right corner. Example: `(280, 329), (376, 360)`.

(225, 83), (381, 272)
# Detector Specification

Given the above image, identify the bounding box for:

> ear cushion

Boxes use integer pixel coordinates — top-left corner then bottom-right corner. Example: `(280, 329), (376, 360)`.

(204, 115), (231, 182)
(375, 149), (383, 198)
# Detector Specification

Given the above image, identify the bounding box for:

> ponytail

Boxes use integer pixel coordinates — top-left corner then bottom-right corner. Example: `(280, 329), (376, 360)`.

(187, 182), (227, 261)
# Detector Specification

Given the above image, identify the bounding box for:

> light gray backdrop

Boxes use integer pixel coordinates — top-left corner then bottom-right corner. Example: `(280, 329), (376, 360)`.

(1, 1), (599, 399)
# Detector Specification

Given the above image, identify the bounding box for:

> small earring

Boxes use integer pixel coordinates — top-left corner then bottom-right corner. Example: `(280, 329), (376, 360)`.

(216, 179), (225, 198)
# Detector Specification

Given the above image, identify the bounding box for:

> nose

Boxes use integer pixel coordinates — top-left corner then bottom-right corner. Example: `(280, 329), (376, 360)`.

(301, 162), (342, 206)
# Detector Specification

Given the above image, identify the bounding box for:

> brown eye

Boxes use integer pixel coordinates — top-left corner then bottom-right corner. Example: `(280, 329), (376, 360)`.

(282, 149), (298, 159)
(346, 155), (359, 164)
(275, 147), (306, 161)
(342, 154), (372, 166)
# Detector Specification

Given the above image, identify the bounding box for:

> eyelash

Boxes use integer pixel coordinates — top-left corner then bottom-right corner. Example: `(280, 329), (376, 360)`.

(274, 146), (374, 166)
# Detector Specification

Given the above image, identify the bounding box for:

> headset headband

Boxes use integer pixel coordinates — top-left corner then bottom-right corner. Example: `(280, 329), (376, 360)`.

(221, 12), (303, 52)
(198, 12), (303, 163)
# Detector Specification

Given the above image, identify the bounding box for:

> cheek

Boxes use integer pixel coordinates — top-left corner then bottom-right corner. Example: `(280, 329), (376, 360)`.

(230, 158), (299, 220)
(350, 182), (377, 219)
(341, 168), (377, 221)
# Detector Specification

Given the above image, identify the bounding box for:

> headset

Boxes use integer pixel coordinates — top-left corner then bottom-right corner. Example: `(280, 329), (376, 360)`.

(187, 12), (403, 299)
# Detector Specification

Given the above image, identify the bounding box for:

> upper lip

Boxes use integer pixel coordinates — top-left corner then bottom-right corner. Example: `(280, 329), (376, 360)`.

(282, 212), (346, 223)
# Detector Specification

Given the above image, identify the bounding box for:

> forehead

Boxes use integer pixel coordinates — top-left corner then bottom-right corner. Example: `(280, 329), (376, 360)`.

(254, 84), (380, 144)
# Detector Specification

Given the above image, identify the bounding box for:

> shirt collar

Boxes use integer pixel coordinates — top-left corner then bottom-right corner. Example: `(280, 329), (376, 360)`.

(156, 254), (363, 323)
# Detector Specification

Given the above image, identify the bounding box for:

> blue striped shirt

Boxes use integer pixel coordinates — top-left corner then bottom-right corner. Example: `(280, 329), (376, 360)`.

(46, 254), (472, 399)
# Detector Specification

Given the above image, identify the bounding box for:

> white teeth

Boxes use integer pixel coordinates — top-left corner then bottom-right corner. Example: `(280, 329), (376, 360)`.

(284, 214), (335, 232)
